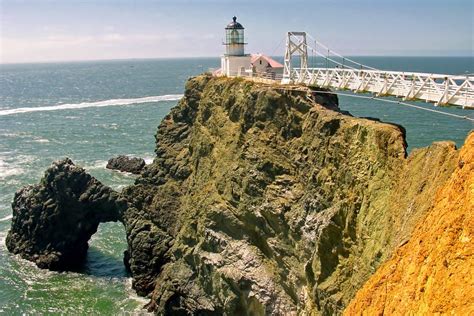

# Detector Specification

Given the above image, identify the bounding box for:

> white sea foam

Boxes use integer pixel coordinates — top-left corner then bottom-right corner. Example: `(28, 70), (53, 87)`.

(0, 94), (183, 116)
(0, 215), (13, 222)
(123, 278), (153, 313)
(0, 230), (7, 248)
(85, 160), (108, 170)
(0, 132), (23, 138)
(0, 157), (25, 179)
(143, 156), (154, 164)
(33, 138), (50, 143)
(0, 154), (35, 180)
(0, 167), (24, 179)
(120, 154), (154, 165)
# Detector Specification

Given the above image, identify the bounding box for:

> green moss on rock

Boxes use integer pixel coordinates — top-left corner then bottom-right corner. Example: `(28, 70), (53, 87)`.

(122, 74), (459, 315)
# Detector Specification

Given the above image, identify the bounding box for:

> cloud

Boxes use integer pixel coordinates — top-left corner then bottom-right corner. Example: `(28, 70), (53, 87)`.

(0, 31), (221, 63)
(102, 33), (125, 42)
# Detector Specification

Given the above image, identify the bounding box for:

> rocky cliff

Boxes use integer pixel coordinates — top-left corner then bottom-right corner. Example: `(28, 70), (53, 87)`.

(121, 75), (461, 314)
(7, 74), (470, 314)
(345, 132), (473, 315)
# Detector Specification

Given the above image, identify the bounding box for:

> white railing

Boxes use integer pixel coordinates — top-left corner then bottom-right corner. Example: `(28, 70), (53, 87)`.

(287, 68), (474, 108)
(221, 71), (284, 83)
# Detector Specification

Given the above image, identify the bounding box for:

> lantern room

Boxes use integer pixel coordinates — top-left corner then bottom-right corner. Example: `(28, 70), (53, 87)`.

(224, 16), (246, 56)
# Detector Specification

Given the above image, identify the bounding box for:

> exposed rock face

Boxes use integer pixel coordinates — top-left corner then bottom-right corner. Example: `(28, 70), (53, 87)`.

(6, 158), (126, 270)
(345, 132), (474, 315)
(6, 75), (469, 314)
(121, 75), (462, 314)
(106, 155), (146, 174)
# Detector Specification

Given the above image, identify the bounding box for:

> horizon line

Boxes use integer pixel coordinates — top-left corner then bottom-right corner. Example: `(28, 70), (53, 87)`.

(2, 55), (473, 66)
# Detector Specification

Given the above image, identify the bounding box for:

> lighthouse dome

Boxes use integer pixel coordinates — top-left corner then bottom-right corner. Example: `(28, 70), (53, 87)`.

(226, 16), (244, 29)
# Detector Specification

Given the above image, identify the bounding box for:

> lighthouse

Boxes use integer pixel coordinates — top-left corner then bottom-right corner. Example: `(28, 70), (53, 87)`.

(221, 16), (251, 76)
(216, 16), (284, 78)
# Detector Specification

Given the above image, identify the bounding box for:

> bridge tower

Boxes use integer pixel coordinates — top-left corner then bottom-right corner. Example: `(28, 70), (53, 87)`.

(282, 32), (308, 84)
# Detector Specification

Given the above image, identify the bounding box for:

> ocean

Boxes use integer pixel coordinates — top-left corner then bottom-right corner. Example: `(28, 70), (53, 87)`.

(0, 57), (472, 314)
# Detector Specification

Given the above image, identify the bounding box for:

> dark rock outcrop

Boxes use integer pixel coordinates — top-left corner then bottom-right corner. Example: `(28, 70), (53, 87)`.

(309, 86), (340, 111)
(106, 155), (146, 174)
(6, 158), (126, 270)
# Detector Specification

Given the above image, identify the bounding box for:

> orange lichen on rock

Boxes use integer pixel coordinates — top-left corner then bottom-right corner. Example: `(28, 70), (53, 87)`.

(345, 131), (474, 315)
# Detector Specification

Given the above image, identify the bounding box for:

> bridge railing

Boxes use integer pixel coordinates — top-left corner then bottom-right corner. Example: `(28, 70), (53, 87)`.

(289, 68), (474, 108)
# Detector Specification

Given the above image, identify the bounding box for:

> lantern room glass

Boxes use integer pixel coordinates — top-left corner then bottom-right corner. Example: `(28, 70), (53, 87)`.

(225, 29), (244, 45)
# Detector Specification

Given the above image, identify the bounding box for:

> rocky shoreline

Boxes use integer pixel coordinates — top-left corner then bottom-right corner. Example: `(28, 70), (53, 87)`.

(6, 74), (473, 314)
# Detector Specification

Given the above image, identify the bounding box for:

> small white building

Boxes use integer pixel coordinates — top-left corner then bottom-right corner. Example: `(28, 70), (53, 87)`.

(250, 53), (283, 77)
(217, 17), (283, 78)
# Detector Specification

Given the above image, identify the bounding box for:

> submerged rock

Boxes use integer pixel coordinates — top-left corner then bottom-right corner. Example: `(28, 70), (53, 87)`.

(106, 155), (146, 174)
(6, 158), (126, 270)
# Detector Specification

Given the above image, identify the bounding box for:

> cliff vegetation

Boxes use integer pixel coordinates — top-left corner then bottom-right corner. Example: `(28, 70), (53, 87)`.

(7, 75), (472, 315)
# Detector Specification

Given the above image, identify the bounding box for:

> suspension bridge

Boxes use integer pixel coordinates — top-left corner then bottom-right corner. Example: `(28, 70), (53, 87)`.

(281, 32), (474, 109)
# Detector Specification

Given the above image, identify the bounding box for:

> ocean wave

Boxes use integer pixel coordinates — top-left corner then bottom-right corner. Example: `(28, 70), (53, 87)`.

(34, 139), (50, 143)
(0, 230), (7, 248)
(117, 154), (154, 165)
(123, 278), (152, 312)
(0, 132), (23, 137)
(0, 154), (35, 180)
(0, 163), (25, 179)
(0, 215), (13, 222)
(85, 160), (108, 170)
(143, 156), (155, 164)
(0, 94), (183, 116)
(0, 132), (52, 143)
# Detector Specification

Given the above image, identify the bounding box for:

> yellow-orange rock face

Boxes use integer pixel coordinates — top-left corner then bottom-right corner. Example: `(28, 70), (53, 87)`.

(345, 131), (474, 315)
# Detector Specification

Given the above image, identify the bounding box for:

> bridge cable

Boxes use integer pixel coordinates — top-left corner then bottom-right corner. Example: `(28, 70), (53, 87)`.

(326, 49), (329, 69)
(290, 34), (360, 70)
(269, 37), (285, 59)
(285, 33), (473, 111)
(310, 90), (474, 122)
(305, 33), (379, 70)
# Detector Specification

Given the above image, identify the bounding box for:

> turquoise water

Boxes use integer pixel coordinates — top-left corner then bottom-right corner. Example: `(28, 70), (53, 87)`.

(0, 57), (472, 314)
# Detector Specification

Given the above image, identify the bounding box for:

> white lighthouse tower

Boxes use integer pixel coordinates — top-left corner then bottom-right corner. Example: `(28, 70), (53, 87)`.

(221, 16), (251, 77)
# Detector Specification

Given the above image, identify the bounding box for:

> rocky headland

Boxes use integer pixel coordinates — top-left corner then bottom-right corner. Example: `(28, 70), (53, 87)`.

(6, 74), (473, 314)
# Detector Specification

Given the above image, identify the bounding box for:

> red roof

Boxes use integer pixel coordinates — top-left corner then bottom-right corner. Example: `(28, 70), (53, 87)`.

(250, 54), (284, 68)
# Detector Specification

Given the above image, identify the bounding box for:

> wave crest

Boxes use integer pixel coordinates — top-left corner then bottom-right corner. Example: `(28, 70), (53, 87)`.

(0, 94), (183, 116)
(0, 215), (13, 222)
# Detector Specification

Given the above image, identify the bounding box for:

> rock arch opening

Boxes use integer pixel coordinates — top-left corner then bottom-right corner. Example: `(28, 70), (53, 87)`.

(81, 222), (129, 277)
(6, 158), (127, 271)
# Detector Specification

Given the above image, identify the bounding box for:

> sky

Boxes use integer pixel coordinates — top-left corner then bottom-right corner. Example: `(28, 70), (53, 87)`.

(0, 0), (473, 63)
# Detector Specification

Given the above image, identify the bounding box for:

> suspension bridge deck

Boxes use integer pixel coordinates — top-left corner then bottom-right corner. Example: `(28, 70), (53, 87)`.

(218, 31), (474, 110)
(285, 68), (474, 108)
(280, 31), (474, 109)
